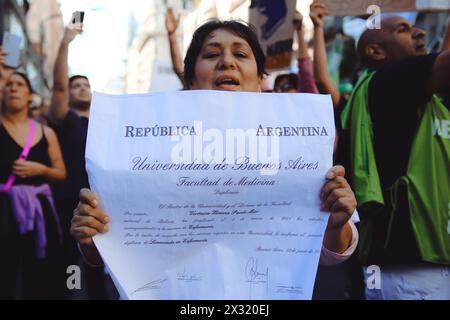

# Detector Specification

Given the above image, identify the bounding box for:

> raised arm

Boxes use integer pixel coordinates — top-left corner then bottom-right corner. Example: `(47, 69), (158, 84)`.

(71, 189), (110, 266)
(427, 49), (450, 95)
(48, 24), (82, 124)
(294, 11), (309, 60)
(310, 2), (340, 106)
(165, 8), (185, 87)
(440, 16), (450, 52)
(293, 11), (319, 93)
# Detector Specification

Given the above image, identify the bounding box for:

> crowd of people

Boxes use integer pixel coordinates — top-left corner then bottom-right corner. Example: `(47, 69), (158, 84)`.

(0, 2), (449, 300)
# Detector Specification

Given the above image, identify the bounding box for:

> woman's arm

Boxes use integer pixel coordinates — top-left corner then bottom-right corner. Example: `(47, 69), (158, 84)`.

(166, 8), (185, 87)
(310, 2), (341, 107)
(323, 220), (353, 253)
(49, 25), (82, 124)
(440, 16), (450, 52)
(12, 125), (66, 181)
(69, 167), (356, 266)
(294, 11), (309, 60)
(71, 188), (110, 266)
(294, 11), (319, 93)
(321, 165), (357, 254)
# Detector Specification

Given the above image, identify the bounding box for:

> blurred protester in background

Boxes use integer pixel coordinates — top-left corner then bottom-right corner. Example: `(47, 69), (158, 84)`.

(310, 1), (341, 108)
(342, 14), (450, 299)
(273, 73), (298, 92)
(28, 92), (47, 125)
(273, 10), (319, 94)
(48, 22), (112, 300)
(0, 49), (66, 298)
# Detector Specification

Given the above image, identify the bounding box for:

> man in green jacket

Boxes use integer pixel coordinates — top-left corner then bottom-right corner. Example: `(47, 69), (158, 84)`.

(342, 15), (450, 299)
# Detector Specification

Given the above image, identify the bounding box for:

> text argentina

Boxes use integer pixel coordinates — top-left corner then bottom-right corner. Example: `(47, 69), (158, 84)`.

(256, 125), (328, 137)
(124, 125), (197, 137)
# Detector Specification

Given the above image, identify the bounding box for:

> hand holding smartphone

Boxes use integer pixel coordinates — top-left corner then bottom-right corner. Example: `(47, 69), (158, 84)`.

(71, 11), (85, 24)
(63, 11), (85, 44)
(1, 32), (21, 68)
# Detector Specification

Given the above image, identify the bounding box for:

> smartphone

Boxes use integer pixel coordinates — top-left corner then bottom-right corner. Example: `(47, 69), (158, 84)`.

(1, 32), (21, 68)
(71, 11), (85, 24)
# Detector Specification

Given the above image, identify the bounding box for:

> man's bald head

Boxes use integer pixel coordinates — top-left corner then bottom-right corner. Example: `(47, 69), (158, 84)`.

(357, 27), (385, 68)
(357, 16), (423, 68)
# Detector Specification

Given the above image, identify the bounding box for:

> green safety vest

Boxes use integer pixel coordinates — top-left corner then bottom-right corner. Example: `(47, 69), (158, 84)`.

(341, 70), (450, 264)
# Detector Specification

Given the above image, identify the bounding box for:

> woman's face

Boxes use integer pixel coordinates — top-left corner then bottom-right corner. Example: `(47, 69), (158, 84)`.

(191, 29), (262, 92)
(2, 74), (32, 113)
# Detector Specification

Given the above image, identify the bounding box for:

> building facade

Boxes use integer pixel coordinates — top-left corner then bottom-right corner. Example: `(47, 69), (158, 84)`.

(125, 0), (195, 93)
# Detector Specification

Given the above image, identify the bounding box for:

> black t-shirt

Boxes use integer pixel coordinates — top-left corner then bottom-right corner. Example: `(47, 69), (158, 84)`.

(442, 92), (450, 109)
(51, 109), (89, 202)
(362, 54), (439, 265)
(368, 53), (439, 188)
(334, 96), (350, 166)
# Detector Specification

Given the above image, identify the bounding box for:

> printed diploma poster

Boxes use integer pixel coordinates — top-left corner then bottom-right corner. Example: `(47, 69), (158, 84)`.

(86, 90), (335, 299)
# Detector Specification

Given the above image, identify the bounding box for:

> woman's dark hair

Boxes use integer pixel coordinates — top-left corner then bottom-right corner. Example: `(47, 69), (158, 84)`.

(14, 72), (34, 94)
(183, 20), (266, 88)
(1, 72), (33, 113)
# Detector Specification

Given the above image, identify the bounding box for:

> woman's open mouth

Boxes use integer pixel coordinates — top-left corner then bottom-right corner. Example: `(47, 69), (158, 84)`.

(215, 75), (240, 90)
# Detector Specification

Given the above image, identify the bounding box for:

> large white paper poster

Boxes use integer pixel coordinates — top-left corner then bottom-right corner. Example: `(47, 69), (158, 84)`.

(86, 90), (335, 300)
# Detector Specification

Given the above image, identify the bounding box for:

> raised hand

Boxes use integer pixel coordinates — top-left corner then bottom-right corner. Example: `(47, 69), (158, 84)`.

(310, 1), (329, 29)
(62, 23), (83, 45)
(165, 7), (180, 35)
(293, 10), (304, 31)
(320, 165), (357, 231)
(0, 47), (16, 83)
